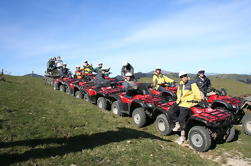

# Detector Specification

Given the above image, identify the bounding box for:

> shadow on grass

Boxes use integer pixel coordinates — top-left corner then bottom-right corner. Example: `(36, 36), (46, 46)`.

(0, 127), (170, 165)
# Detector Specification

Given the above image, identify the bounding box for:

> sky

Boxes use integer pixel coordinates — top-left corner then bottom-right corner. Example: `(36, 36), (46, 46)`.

(0, 0), (250, 76)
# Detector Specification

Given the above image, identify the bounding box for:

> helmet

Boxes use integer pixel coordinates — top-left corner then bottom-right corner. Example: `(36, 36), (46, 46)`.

(98, 63), (103, 66)
(124, 61), (129, 66)
(125, 72), (133, 77)
(155, 67), (161, 70)
(76, 65), (80, 68)
(198, 68), (205, 73)
(84, 61), (88, 63)
(179, 71), (188, 77)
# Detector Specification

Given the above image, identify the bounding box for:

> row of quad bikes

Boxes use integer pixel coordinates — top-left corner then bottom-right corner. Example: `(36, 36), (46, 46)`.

(44, 73), (251, 152)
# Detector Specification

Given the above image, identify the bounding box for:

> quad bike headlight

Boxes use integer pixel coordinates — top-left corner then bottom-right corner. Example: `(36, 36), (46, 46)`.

(146, 103), (153, 107)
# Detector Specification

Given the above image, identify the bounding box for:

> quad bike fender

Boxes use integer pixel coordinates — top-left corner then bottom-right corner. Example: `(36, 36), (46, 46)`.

(109, 94), (129, 113)
(188, 116), (232, 128)
(74, 85), (80, 93)
(211, 100), (233, 111)
(109, 94), (122, 102)
(153, 107), (170, 117)
(129, 100), (147, 114)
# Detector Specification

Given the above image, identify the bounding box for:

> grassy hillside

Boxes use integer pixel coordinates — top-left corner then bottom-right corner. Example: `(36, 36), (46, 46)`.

(0, 76), (251, 165)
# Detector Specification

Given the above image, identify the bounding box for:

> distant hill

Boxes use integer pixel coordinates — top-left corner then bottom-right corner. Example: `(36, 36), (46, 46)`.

(135, 71), (251, 84)
(210, 74), (251, 84)
(24, 73), (43, 78)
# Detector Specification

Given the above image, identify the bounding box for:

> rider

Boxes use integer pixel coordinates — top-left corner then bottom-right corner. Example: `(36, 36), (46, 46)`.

(95, 70), (111, 88)
(47, 57), (56, 73)
(172, 72), (203, 144)
(81, 61), (93, 75)
(121, 61), (134, 77)
(61, 64), (71, 78)
(93, 63), (103, 73)
(195, 69), (211, 96)
(75, 65), (83, 79)
(152, 67), (175, 92)
(55, 56), (63, 69)
(122, 72), (137, 91)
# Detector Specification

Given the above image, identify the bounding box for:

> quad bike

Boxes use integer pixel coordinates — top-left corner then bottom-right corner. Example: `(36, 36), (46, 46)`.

(206, 88), (251, 136)
(150, 82), (177, 99)
(155, 101), (235, 152)
(81, 79), (124, 105)
(107, 83), (169, 127)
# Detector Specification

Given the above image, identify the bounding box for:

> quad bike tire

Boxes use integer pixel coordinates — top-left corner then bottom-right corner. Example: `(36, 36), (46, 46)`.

(59, 85), (66, 92)
(75, 90), (83, 99)
(84, 93), (91, 102)
(156, 114), (173, 135)
(132, 107), (146, 128)
(54, 82), (59, 90)
(242, 114), (251, 136)
(66, 86), (72, 95)
(225, 126), (235, 142)
(97, 97), (108, 110)
(111, 101), (122, 116)
(188, 126), (212, 152)
(50, 79), (54, 86)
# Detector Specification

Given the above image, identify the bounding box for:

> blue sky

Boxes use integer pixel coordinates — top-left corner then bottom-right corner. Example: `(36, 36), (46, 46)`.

(0, 0), (250, 76)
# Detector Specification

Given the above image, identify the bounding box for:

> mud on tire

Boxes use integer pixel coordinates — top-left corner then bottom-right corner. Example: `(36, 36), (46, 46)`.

(59, 85), (66, 92)
(84, 93), (91, 102)
(156, 114), (173, 136)
(75, 90), (83, 99)
(225, 126), (235, 142)
(54, 82), (59, 90)
(97, 97), (108, 110)
(111, 101), (122, 116)
(242, 114), (251, 136)
(132, 107), (146, 128)
(188, 126), (212, 152)
(65, 86), (71, 95)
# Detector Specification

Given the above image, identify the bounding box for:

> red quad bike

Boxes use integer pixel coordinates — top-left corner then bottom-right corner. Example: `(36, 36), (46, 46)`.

(81, 80), (125, 106)
(150, 82), (177, 99)
(155, 101), (235, 152)
(54, 77), (73, 92)
(108, 83), (169, 127)
(54, 73), (96, 95)
(44, 72), (60, 86)
(65, 75), (125, 106)
(206, 88), (251, 136)
(63, 73), (121, 99)
(63, 75), (96, 97)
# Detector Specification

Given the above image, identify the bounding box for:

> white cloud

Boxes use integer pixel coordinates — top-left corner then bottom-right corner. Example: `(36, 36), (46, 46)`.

(105, 0), (251, 49)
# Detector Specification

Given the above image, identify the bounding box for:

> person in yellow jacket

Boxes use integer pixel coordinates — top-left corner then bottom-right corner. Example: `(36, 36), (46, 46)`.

(172, 71), (203, 144)
(81, 61), (93, 74)
(152, 67), (175, 91)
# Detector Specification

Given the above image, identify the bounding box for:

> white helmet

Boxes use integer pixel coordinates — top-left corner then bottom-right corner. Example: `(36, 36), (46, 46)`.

(125, 72), (133, 77)
(76, 65), (80, 68)
(179, 71), (188, 77)
(124, 61), (129, 66)
(198, 68), (205, 73)
(155, 67), (161, 70)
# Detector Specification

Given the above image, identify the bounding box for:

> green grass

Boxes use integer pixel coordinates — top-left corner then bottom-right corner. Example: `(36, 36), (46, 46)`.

(0, 76), (250, 165)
